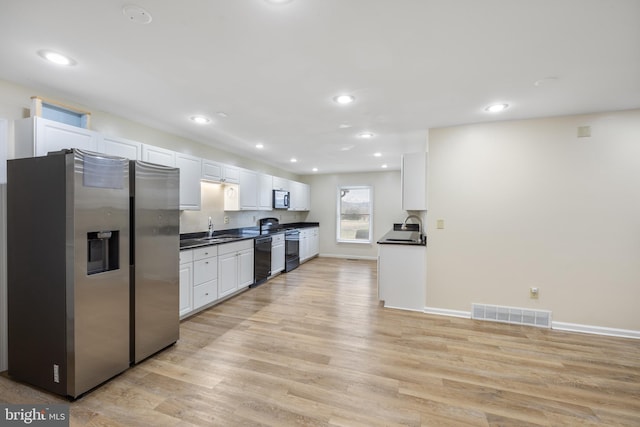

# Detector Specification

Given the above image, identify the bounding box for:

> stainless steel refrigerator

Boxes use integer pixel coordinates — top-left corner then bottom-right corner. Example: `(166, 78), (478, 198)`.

(129, 160), (179, 364)
(7, 149), (131, 398)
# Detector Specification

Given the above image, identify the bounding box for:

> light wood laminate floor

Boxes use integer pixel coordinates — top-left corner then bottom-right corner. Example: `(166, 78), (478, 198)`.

(1, 257), (639, 426)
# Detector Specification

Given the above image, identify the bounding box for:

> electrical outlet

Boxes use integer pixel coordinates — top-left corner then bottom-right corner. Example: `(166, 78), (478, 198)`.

(577, 125), (591, 138)
(529, 287), (539, 299)
(224, 216), (229, 224)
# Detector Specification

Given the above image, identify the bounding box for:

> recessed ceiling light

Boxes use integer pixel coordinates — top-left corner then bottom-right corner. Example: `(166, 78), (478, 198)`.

(339, 123), (352, 129)
(255, 143), (264, 149)
(37, 50), (76, 66)
(484, 103), (509, 113)
(374, 152), (382, 157)
(358, 132), (374, 139)
(312, 167), (318, 172)
(381, 164), (388, 169)
(216, 111), (228, 118)
(290, 158), (297, 163)
(190, 115), (211, 124)
(333, 94), (355, 105)
(340, 145), (355, 151)
(534, 77), (558, 87)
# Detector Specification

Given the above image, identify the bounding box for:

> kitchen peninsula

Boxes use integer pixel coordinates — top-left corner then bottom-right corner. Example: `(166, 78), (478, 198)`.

(377, 223), (426, 312)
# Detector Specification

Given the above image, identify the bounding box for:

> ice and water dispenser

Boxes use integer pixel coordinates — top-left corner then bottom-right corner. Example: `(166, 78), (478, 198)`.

(87, 230), (120, 275)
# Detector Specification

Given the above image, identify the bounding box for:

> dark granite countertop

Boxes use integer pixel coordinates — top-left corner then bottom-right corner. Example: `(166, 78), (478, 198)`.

(179, 222), (319, 250)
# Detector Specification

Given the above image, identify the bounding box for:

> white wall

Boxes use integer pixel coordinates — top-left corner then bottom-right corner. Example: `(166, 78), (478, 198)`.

(304, 171), (407, 260)
(427, 109), (640, 331)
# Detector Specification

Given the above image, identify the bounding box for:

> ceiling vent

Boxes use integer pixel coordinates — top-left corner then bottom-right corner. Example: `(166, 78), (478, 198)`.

(123, 5), (153, 24)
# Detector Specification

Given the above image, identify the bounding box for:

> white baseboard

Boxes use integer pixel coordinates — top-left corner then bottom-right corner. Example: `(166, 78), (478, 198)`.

(424, 306), (471, 319)
(552, 321), (640, 340)
(318, 253), (377, 261)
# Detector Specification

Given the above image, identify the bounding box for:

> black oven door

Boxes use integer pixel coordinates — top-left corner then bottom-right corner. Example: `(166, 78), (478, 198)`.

(284, 230), (300, 272)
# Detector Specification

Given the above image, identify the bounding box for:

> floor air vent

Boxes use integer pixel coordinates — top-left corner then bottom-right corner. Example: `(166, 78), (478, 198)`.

(472, 303), (552, 329)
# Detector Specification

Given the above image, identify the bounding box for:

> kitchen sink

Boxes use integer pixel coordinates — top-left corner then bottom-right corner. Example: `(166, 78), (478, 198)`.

(197, 236), (236, 243)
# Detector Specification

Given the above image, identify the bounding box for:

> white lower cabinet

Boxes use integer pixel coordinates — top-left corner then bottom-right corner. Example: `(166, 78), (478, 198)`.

(271, 233), (285, 275)
(192, 246), (218, 309)
(300, 229), (310, 262)
(300, 227), (319, 263)
(179, 246), (219, 319)
(218, 240), (254, 299)
(310, 227), (319, 256)
(377, 244), (426, 312)
(179, 250), (194, 318)
(218, 252), (238, 298)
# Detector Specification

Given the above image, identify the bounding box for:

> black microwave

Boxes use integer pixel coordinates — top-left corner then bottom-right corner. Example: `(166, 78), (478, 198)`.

(273, 190), (290, 209)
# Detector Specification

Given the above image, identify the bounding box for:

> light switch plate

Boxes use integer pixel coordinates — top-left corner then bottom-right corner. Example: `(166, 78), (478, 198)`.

(436, 219), (445, 229)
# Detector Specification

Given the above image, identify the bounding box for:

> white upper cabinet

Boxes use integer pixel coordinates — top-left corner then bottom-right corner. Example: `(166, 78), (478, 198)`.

(401, 152), (428, 211)
(175, 152), (202, 211)
(223, 165), (240, 184)
(258, 173), (273, 210)
(289, 180), (310, 211)
(142, 144), (201, 211)
(225, 171), (275, 211)
(202, 160), (241, 185)
(272, 176), (290, 191)
(238, 169), (258, 210)
(97, 135), (142, 160)
(142, 144), (175, 167)
(14, 116), (98, 159)
(201, 160), (222, 182)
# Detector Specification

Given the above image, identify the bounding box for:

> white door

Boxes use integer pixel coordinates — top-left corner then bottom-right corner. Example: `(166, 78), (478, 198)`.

(237, 249), (255, 289)
(35, 117), (98, 156)
(179, 263), (193, 318)
(271, 242), (285, 274)
(218, 252), (238, 298)
(142, 144), (175, 167)
(97, 135), (141, 160)
(175, 153), (202, 210)
(239, 169), (258, 210)
(258, 173), (273, 210)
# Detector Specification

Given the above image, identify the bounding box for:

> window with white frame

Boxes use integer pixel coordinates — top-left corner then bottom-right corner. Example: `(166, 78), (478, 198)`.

(336, 186), (373, 243)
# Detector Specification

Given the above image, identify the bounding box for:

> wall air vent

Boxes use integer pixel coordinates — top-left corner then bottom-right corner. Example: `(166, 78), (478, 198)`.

(472, 303), (552, 329)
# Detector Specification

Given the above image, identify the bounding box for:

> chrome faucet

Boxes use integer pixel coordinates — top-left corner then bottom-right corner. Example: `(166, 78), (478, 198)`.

(207, 217), (214, 238)
(401, 214), (423, 236)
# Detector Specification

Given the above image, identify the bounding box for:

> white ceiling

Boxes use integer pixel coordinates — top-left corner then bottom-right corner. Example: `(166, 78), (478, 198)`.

(0, 0), (639, 174)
